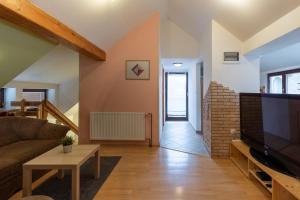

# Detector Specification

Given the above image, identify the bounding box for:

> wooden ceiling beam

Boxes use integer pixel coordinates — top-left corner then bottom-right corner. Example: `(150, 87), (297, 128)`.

(0, 0), (106, 61)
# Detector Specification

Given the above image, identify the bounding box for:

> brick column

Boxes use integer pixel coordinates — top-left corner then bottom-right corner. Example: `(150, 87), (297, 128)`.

(203, 81), (240, 158)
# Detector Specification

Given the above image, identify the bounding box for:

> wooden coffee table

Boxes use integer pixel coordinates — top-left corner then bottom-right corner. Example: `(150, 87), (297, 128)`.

(22, 145), (100, 200)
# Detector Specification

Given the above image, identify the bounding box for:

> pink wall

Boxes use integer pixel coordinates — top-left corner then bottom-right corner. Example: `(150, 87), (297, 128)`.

(79, 13), (160, 145)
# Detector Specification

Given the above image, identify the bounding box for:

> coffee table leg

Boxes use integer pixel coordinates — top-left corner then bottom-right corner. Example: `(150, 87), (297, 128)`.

(23, 167), (32, 197)
(72, 166), (80, 200)
(94, 150), (100, 179)
(58, 169), (65, 179)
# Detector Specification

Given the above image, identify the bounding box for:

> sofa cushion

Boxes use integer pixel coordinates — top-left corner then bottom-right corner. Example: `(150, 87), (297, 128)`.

(0, 140), (60, 163)
(37, 123), (70, 140)
(12, 117), (47, 140)
(0, 117), (19, 147)
(0, 158), (20, 181)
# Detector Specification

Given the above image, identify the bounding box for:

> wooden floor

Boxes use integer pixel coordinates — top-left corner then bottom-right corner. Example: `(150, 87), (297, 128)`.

(11, 145), (271, 200)
(95, 145), (270, 200)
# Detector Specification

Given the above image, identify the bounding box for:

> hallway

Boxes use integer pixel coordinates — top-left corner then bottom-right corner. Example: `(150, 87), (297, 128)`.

(161, 122), (208, 156)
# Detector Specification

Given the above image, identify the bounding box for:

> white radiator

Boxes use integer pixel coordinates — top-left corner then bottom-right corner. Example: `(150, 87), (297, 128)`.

(90, 112), (146, 141)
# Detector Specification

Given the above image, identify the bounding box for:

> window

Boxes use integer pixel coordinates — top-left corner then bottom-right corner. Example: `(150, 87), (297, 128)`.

(286, 72), (300, 94)
(268, 69), (300, 94)
(22, 89), (48, 101)
(269, 75), (283, 94)
(165, 72), (188, 121)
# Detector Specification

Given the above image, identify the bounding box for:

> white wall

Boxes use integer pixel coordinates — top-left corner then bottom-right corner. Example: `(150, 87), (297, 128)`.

(4, 80), (59, 105)
(161, 19), (200, 58)
(188, 63), (201, 131)
(58, 77), (79, 112)
(212, 21), (260, 93)
(64, 103), (79, 125)
(199, 21), (212, 94)
(159, 63), (163, 143)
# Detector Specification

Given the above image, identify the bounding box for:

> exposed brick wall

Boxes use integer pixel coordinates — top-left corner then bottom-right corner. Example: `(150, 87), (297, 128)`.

(203, 81), (240, 158)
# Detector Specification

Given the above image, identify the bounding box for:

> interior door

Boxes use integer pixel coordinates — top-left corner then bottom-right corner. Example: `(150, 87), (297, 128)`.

(165, 72), (188, 121)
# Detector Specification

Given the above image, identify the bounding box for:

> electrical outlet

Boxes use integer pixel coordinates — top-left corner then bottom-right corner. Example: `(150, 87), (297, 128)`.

(230, 129), (236, 135)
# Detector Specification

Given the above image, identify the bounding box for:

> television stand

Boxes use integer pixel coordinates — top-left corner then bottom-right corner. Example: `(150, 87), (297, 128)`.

(231, 140), (300, 200)
(250, 148), (294, 178)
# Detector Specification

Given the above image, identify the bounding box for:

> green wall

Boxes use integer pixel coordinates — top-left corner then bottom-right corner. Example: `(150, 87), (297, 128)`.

(0, 19), (55, 87)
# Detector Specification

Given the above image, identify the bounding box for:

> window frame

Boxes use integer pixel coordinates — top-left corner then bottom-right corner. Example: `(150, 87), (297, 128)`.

(268, 68), (300, 94)
(0, 88), (5, 108)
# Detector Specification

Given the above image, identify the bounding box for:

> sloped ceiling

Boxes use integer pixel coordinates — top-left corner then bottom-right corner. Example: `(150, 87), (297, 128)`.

(0, 19), (54, 87)
(168, 0), (300, 41)
(261, 42), (300, 72)
(14, 45), (79, 84)
(31, 0), (300, 50)
(31, 0), (168, 50)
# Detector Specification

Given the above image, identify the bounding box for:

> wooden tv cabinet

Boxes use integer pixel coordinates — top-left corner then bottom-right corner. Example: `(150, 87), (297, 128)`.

(230, 140), (300, 200)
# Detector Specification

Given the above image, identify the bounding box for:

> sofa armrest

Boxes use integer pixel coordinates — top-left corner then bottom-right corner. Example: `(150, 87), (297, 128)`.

(37, 123), (70, 140)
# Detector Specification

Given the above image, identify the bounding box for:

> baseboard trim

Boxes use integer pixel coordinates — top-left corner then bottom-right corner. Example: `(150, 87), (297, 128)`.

(189, 122), (202, 134)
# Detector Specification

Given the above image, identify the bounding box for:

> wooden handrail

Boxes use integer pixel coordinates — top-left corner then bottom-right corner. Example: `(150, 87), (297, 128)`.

(38, 100), (79, 134)
(11, 99), (40, 117)
(11, 100), (41, 108)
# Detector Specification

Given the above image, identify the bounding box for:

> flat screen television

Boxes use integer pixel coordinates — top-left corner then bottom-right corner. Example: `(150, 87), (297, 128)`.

(240, 93), (300, 179)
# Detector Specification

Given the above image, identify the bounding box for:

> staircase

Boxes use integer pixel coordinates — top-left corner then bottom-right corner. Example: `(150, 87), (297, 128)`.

(38, 100), (79, 134)
(7, 99), (79, 135)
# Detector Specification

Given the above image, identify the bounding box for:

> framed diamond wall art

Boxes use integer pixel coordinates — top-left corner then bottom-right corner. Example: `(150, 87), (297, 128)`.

(126, 60), (150, 80)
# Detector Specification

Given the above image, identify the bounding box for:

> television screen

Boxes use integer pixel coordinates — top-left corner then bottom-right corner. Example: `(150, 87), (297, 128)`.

(240, 94), (264, 151)
(240, 93), (300, 178)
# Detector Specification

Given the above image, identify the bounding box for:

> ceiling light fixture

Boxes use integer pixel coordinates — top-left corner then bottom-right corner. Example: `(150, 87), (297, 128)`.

(220, 0), (249, 7)
(91, 0), (116, 6)
(173, 63), (183, 67)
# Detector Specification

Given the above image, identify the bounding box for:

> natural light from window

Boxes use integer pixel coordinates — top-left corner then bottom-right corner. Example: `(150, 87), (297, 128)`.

(270, 76), (282, 94)
(167, 74), (187, 118)
(287, 72), (300, 94)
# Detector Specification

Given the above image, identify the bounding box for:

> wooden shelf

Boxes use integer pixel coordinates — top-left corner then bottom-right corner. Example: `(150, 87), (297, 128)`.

(231, 140), (300, 200)
(249, 170), (272, 193)
(231, 155), (248, 177)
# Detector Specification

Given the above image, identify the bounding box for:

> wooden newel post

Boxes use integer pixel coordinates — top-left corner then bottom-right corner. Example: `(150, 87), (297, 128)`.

(20, 99), (26, 114)
(38, 100), (48, 120)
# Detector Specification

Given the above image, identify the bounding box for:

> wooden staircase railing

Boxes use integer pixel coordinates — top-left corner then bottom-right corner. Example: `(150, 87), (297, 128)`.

(38, 100), (79, 134)
(11, 99), (41, 117)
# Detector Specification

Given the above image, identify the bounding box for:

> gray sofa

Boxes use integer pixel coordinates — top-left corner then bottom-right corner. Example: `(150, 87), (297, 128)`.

(0, 117), (70, 200)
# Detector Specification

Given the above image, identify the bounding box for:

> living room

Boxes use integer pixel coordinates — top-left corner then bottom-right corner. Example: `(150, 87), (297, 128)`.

(1, 0), (300, 200)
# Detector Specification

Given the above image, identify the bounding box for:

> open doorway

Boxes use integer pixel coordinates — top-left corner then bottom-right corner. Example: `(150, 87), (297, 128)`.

(160, 59), (208, 156)
(165, 72), (188, 121)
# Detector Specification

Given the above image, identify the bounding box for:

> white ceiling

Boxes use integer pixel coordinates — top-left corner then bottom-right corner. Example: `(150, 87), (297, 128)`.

(168, 0), (300, 41)
(31, 0), (300, 51)
(31, 0), (168, 50)
(162, 58), (200, 72)
(14, 45), (79, 84)
(260, 42), (300, 72)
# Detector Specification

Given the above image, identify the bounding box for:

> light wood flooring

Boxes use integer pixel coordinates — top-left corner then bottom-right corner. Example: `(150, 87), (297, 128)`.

(96, 145), (270, 200)
(11, 145), (271, 200)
